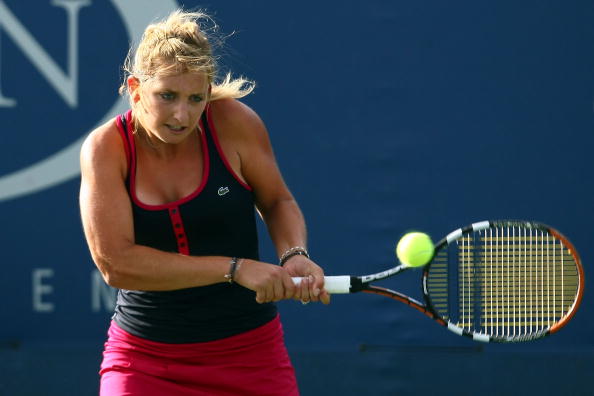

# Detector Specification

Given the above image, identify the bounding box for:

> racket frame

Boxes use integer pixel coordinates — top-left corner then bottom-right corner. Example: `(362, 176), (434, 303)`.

(321, 220), (585, 343)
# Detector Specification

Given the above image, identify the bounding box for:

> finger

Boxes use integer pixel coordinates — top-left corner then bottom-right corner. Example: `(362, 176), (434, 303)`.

(258, 283), (272, 304)
(309, 274), (322, 302)
(293, 276), (305, 300)
(302, 275), (313, 302)
(283, 274), (296, 299)
(291, 278), (301, 301)
(319, 290), (331, 305)
(256, 289), (264, 304)
(273, 278), (285, 302)
(297, 275), (310, 301)
(312, 270), (326, 294)
(265, 281), (275, 303)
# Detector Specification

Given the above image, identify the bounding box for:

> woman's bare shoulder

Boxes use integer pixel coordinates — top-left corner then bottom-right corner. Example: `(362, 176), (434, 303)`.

(209, 98), (268, 142)
(80, 118), (128, 177)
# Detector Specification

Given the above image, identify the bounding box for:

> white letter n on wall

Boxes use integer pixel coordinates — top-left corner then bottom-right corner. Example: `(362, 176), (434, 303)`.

(0, 0), (91, 108)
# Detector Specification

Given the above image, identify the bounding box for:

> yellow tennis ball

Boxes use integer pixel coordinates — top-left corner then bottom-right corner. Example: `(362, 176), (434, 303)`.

(396, 232), (434, 267)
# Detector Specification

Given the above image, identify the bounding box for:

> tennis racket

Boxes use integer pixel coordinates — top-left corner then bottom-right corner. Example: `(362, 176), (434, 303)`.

(295, 220), (584, 343)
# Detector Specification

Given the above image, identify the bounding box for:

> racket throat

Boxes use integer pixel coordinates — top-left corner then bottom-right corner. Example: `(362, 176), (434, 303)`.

(350, 277), (365, 293)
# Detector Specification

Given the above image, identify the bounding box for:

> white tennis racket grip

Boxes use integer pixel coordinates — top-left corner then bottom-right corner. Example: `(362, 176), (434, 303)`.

(292, 276), (351, 294)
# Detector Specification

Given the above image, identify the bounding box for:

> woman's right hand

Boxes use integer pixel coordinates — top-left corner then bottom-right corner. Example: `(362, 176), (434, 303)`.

(233, 259), (296, 303)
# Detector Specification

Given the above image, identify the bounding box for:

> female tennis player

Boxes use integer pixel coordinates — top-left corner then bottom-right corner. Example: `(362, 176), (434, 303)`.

(79, 9), (329, 395)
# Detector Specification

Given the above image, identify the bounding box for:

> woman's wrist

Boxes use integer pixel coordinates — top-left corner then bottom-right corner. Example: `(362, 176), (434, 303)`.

(224, 257), (243, 283)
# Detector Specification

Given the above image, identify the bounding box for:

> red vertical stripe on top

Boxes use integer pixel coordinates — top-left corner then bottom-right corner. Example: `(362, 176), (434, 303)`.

(168, 206), (189, 255)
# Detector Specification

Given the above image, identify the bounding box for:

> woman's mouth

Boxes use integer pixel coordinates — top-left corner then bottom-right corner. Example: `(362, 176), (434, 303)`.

(166, 124), (186, 133)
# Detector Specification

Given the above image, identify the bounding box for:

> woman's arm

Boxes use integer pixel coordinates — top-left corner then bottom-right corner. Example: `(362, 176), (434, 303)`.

(79, 121), (230, 290)
(211, 99), (329, 303)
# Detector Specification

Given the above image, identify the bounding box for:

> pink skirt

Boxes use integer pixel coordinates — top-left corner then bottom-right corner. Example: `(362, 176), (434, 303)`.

(99, 316), (299, 396)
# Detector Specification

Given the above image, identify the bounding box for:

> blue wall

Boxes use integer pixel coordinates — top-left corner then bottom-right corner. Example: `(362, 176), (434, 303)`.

(1, 1), (592, 394)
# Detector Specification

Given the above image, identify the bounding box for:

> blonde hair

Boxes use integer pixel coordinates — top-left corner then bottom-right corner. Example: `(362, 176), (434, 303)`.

(120, 10), (254, 108)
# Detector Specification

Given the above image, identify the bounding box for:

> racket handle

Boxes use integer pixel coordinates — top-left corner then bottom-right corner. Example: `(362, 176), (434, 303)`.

(292, 276), (351, 294)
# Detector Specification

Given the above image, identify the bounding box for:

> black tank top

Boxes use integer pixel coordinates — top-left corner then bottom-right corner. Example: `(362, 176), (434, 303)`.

(112, 106), (277, 343)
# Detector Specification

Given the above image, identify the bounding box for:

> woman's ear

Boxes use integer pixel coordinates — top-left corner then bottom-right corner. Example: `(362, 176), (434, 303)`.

(127, 76), (141, 103)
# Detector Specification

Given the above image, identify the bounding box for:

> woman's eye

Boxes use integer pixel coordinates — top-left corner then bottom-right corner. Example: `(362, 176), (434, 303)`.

(190, 95), (203, 103)
(160, 92), (174, 100)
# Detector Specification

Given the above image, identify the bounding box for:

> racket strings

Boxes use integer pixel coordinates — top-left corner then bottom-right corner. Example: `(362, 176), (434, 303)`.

(427, 226), (579, 339)
(425, 250), (449, 320)
(479, 227), (577, 337)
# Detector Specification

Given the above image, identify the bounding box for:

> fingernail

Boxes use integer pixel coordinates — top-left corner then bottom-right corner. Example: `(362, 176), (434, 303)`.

(313, 288), (320, 297)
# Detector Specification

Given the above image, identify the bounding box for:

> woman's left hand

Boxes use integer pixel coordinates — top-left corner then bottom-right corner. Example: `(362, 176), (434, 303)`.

(282, 255), (331, 305)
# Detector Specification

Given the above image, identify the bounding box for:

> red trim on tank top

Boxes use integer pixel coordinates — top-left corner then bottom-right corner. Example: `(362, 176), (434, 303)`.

(204, 105), (253, 192)
(126, 111), (211, 211)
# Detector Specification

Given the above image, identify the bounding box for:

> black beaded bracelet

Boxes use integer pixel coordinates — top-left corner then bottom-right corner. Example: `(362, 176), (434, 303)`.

(279, 247), (310, 266)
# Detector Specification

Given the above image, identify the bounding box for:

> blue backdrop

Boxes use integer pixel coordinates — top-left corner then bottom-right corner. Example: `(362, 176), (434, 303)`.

(0, 1), (592, 395)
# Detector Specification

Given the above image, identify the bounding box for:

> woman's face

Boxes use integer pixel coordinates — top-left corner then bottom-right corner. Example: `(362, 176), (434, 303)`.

(134, 72), (210, 145)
